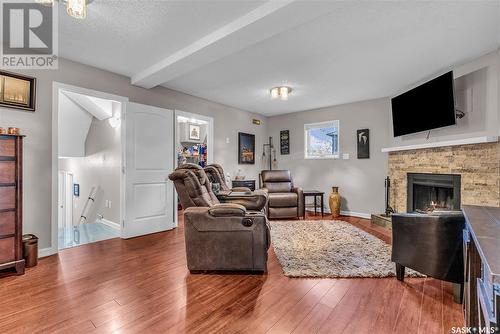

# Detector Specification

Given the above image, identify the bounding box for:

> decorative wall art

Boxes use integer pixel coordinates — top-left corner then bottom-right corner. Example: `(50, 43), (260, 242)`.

(189, 124), (200, 140)
(0, 71), (36, 111)
(280, 130), (290, 155)
(357, 129), (370, 159)
(238, 132), (255, 164)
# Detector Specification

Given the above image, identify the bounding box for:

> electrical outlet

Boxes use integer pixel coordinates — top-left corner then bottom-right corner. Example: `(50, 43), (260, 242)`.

(226, 137), (230, 144)
(342, 153), (350, 160)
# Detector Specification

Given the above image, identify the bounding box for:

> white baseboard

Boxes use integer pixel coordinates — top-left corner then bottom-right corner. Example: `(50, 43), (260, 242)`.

(340, 210), (371, 219)
(39, 247), (58, 258)
(305, 207), (371, 219)
(100, 218), (121, 230)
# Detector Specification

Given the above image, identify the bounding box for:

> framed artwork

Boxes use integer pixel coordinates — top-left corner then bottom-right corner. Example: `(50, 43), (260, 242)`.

(238, 132), (255, 164)
(280, 130), (290, 155)
(0, 71), (36, 111)
(189, 124), (200, 140)
(357, 129), (370, 159)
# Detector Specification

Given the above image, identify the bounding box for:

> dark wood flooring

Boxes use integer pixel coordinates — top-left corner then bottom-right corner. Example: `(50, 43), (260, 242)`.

(0, 213), (464, 333)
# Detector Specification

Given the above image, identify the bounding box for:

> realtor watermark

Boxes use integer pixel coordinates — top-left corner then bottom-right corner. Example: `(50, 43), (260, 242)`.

(1, 0), (58, 69)
(451, 326), (499, 334)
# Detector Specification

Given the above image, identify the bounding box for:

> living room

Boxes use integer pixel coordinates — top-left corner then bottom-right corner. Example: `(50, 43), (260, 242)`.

(0, 1), (499, 333)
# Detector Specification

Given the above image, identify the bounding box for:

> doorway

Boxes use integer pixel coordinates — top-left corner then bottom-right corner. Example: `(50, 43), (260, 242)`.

(174, 110), (214, 225)
(51, 83), (176, 255)
(56, 87), (123, 249)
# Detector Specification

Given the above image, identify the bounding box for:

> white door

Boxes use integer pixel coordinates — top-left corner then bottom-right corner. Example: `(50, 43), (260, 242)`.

(123, 102), (174, 238)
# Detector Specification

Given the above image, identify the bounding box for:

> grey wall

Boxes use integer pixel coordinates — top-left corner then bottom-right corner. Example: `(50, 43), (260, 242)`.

(389, 50), (499, 146)
(0, 58), (267, 250)
(58, 115), (122, 226)
(267, 98), (391, 216)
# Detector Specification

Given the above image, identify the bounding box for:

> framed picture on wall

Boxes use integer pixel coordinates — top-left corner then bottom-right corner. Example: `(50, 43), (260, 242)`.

(238, 132), (255, 164)
(357, 129), (370, 159)
(0, 71), (36, 111)
(280, 130), (290, 155)
(189, 124), (200, 140)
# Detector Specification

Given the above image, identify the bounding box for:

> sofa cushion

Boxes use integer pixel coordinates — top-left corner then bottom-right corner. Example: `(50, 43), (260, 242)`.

(264, 182), (292, 193)
(269, 192), (298, 207)
(261, 170), (292, 182)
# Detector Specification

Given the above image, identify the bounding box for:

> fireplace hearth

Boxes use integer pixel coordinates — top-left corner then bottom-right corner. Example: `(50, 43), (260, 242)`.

(407, 173), (461, 212)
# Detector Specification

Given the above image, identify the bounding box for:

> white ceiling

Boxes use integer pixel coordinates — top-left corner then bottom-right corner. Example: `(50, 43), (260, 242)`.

(59, 1), (500, 116)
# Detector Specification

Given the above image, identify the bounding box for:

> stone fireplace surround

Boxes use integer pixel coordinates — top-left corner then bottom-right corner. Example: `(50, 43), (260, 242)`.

(388, 142), (500, 213)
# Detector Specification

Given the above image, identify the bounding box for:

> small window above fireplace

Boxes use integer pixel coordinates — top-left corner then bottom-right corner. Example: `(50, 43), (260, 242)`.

(407, 173), (461, 212)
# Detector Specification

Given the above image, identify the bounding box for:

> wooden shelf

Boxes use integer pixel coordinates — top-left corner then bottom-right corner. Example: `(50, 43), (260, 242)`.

(381, 136), (498, 153)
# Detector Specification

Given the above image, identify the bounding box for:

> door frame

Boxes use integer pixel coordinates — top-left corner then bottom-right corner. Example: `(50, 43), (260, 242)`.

(49, 82), (129, 257)
(174, 110), (214, 227)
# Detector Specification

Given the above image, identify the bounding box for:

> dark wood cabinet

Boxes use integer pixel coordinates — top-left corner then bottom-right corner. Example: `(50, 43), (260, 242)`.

(0, 135), (24, 275)
(462, 206), (500, 332)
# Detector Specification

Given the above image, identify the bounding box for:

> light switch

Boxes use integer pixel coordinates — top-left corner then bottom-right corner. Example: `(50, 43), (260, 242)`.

(342, 153), (350, 160)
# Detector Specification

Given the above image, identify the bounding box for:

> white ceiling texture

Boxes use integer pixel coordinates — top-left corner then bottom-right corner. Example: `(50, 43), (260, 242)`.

(59, 0), (500, 116)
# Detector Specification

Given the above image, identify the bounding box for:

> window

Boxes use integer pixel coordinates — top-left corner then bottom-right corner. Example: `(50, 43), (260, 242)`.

(304, 120), (339, 159)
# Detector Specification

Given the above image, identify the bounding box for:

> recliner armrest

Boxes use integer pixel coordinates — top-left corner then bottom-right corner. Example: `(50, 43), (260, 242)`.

(208, 203), (246, 217)
(292, 187), (304, 218)
(221, 190), (268, 212)
(232, 187), (252, 192)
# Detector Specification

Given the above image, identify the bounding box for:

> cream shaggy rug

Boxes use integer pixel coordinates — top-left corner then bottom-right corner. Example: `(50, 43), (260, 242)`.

(270, 220), (423, 278)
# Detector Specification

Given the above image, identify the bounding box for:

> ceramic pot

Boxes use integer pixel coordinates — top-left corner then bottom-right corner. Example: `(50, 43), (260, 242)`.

(7, 127), (19, 135)
(329, 186), (341, 218)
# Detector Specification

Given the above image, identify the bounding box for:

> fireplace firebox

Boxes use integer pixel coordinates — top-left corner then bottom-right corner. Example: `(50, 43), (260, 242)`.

(407, 173), (461, 212)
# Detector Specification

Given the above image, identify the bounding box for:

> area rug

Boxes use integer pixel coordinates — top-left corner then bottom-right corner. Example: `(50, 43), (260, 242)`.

(269, 220), (424, 278)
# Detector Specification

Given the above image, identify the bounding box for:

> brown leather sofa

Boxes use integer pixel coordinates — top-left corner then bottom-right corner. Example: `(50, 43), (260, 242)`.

(204, 164), (250, 192)
(260, 170), (304, 219)
(169, 163), (270, 272)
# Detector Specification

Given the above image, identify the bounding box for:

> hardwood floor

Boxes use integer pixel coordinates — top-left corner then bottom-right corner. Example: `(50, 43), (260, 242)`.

(0, 212), (464, 334)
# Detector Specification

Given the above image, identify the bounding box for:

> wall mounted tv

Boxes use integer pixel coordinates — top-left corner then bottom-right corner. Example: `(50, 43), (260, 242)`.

(391, 71), (456, 137)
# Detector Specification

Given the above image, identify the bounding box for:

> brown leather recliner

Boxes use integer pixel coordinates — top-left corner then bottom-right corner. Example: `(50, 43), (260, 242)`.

(168, 163), (270, 272)
(260, 170), (304, 219)
(204, 164), (250, 192)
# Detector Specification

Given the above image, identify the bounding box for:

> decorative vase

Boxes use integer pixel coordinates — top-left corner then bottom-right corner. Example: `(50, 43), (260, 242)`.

(329, 186), (341, 218)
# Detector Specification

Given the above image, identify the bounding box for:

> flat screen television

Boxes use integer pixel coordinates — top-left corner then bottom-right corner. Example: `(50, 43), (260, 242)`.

(391, 71), (456, 137)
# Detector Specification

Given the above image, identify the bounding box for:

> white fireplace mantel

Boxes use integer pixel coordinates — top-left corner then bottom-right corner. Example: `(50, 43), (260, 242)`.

(381, 136), (499, 153)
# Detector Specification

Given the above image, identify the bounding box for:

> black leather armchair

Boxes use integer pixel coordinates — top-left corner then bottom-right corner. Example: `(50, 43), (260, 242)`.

(391, 212), (464, 285)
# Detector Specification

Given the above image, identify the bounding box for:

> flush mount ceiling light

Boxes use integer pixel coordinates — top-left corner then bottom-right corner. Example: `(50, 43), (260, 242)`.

(270, 86), (292, 101)
(36, 0), (92, 19)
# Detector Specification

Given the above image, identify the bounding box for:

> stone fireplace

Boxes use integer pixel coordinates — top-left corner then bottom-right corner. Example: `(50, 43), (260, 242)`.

(388, 142), (500, 213)
(407, 173), (461, 212)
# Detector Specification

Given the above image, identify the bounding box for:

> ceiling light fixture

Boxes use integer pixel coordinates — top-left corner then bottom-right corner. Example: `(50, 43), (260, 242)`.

(270, 86), (292, 101)
(36, 0), (91, 19)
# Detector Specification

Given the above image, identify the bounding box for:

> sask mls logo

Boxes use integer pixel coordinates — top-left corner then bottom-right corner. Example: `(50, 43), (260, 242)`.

(1, 0), (58, 69)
